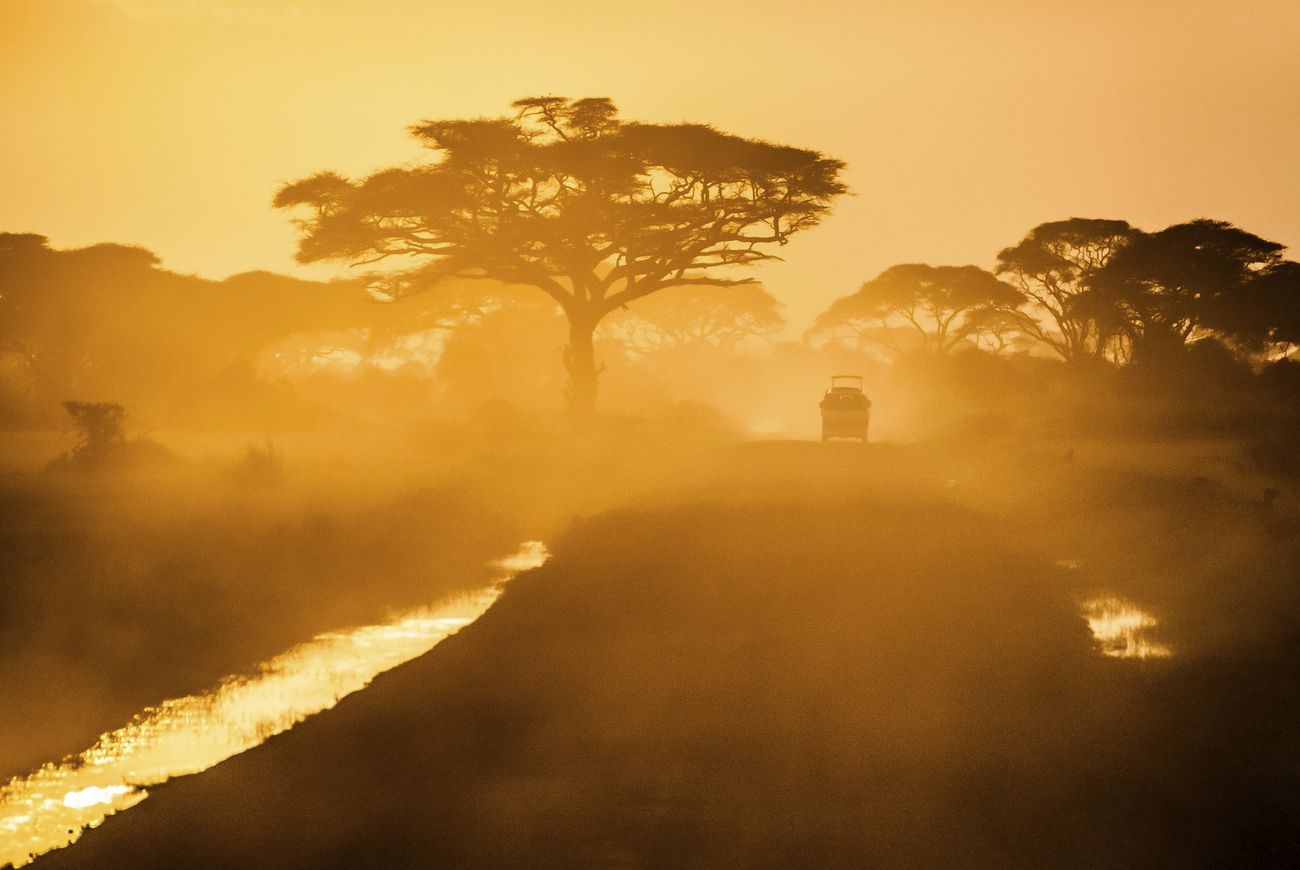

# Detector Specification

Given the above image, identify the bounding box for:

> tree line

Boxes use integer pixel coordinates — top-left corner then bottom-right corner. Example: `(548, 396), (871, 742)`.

(0, 232), (787, 428)
(273, 96), (1299, 410)
(5, 95), (1299, 423)
(809, 218), (1300, 366)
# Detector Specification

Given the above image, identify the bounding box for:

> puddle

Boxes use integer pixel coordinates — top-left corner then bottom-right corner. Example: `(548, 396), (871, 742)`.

(1081, 596), (1172, 659)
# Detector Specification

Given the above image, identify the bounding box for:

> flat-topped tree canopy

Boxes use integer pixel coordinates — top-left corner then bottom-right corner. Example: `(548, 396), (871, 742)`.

(995, 218), (1138, 361)
(1081, 219), (1300, 361)
(809, 264), (1025, 356)
(274, 96), (847, 412)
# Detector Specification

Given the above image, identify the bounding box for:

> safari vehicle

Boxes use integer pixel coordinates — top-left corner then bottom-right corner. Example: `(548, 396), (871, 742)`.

(820, 374), (871, 442)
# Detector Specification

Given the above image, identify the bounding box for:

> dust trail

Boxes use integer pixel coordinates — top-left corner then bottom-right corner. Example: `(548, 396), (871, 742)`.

(0, 542), (549, 868)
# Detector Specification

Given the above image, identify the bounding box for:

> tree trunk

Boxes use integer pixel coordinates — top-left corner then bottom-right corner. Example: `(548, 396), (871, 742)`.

(564, 315), (600, 415)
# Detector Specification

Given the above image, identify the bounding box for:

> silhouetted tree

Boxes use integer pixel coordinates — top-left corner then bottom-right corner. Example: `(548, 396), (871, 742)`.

(1233, 259), (1300, 359)
(0, 235), (164, 401)
(995, 218), (1136, 360)
(602, 283), (785, 356)
(0, 234), (450, 425)
(57, 401), (127, 468)
(263, 277), (505, 378)
(273, 96), (847, 413)
(50, 400), (173, 470)
(431, 296), (570, 412)
(962, 306), (1038, 355)
(1083, 220), (1297, 362)
(64, 400), (126, 448)
(808, 264), (1025, 356)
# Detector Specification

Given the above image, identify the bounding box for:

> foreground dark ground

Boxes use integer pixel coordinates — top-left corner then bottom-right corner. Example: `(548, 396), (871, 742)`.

(31, 438), (1300, 869)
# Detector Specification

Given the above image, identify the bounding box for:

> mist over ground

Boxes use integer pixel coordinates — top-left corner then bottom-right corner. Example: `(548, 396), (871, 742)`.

(32, 437), (1300, 868)
(6, 279), (1300, 863)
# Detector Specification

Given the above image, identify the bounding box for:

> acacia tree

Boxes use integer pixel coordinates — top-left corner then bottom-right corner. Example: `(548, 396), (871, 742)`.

(601, 283), (785, 356)
(0, 234), (165, 401)
(1247, 261), (1300, 358)
(273, 96), (847, 413)
(1082, 220), (1297, 362)
(995, 218), (1136, 360)
(807, 264), (1025, 356)
(962, 306), (1038, 355)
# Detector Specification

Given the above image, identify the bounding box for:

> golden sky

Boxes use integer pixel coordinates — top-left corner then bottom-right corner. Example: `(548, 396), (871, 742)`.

(3, 0), (1298, 328)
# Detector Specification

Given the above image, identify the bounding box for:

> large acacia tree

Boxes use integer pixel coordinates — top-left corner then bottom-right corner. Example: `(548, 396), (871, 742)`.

(995, 218), (1136, 361)
(1082, 219), (1299, 362)
(274, 97), (847, 412)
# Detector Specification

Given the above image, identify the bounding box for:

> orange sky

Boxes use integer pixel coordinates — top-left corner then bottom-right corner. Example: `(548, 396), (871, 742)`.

(2, 0), (1298, 329)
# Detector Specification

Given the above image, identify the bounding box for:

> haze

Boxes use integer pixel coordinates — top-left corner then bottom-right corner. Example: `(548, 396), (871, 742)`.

(4, 2), (1300, 867)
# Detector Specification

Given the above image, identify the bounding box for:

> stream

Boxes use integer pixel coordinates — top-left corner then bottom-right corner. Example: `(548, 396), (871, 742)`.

(0, 541), (548, 868)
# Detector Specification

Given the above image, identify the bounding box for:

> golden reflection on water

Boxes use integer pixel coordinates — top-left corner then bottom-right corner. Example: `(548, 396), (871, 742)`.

(1082, 596), (1173, 659)
(0, 542), (548, 868)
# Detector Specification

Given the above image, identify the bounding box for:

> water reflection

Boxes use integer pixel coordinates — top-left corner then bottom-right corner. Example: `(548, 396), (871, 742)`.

(0, 542), (548, 868)
(1082, 596), (1172, 659)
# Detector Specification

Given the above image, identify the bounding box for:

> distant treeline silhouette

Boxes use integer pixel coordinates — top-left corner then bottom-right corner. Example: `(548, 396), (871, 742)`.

(810, 217), (1300, 366)
(0, 233), (521, 428)
(4, 114), (1300, 440)
(3, 212), (1300, 439)
(5, 96), (1298, 430)
(0, 232), (791, 429)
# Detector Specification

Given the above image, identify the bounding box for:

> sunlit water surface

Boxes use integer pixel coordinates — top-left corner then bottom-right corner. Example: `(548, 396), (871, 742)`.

(0, 542), (548, 868)
(1057, 560), (1173, 660)
(1081, 596), (1172, 659)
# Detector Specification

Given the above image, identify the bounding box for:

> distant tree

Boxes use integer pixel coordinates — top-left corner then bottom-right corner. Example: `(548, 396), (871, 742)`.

(0, 234), (54, 381)
(1246, 260), (1300, 358)
(962, 306), (1038, 355)
(51, 400), (173, 470)
(995, 218), (1136, 360)
(430, 295), (570, 412)
(273, 96), (847, 413)
(1083, 220), (1296, 362)
(0, 234), (165, 401)
(261, 277), (506, 377)
(0, 233), (443, 421)
(56, 400), (128, 469)
(602, 283), (785, 356)
(64, 401), (126, 454)
(808, 264), (1025, 356)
